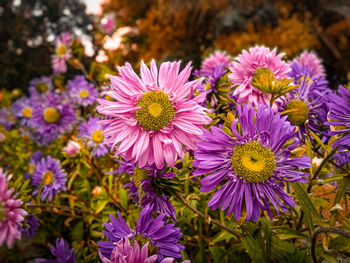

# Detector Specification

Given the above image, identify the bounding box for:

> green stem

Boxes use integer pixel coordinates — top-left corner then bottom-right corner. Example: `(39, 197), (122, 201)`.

(176, 193), (241, 239)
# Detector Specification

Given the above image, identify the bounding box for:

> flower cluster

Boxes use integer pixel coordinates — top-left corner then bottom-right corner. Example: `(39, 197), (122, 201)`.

(1, 17), (349, 262)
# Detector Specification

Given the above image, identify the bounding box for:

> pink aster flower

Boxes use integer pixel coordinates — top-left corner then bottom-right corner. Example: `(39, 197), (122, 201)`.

(51, 32), (72, 74)
(201, 50), (231, 73)
(0, 169), (28, 248)
(293, 51), (325, 77)
(97, 60), (211, 169)
(99, 238), (185, 263)
(228, 46), (290, 107)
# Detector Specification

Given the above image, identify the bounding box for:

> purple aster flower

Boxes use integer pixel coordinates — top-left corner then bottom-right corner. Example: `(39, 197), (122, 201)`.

(0, 169), (28, 248)
(287, 61), (328, 99)
(98, 205), (184, 261)
(25, 151), (43, 179)
(31, 92), (76, 145)
(35, 238), (75, 263)
(279, 77), (326, 140)
(29, 76), (53, 98)
(326, 86), (350, 147)
(78, 117), (108, 157)
(20, 214), (40, 238)
(0, 108), (15, 130)
(31, 156), (67, 201)
(116, 160), (176, 219)
(193, 105), (311, 222)
(67, 75), (98, 106)
(99, 238), (183, 263)
(12, 97), (35, 127)
(334, 149), (350, 168)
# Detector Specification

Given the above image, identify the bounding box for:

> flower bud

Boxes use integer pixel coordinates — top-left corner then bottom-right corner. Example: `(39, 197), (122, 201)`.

(63, 140), (81, 157)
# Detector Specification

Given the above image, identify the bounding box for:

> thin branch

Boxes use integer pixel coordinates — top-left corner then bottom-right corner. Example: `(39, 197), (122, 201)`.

(176, 193), (241, 239)
(311, 227), (350, 263)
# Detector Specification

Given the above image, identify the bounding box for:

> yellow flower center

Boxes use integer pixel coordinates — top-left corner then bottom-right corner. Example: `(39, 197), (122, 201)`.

(79, 90), (89, 98)
(133, 167), (149, 187)
(131, 235), (158, 255)
(91, 130), (104, 144)
(36, 82), (48, 93)
(105, 94), (114, 101)
(22, 107), (32, 118)
(28, 164), (36, 174)
(231, 141), (276, 183)
(43, 107), (60, 123)
(285, 99), (309, 126)
(148, 103), (163, 117)
(136, 91), (175, 131)
(42, 171), (54, 185)
(56, 44), (67, 57)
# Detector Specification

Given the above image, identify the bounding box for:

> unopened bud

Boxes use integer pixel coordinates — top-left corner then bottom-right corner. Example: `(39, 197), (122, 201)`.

(92, 186), (102, 196)
(63, 140), (81, 157)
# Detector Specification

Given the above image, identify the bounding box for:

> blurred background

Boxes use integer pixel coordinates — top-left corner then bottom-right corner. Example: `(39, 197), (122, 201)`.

(1, 0), (350, 91)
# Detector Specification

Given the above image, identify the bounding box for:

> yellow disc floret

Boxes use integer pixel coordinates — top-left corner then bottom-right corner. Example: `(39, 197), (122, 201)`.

(91, 130), (104, 144)
(231, 141), (276, 183)
(136, 91), (175, 131)
(22, 107), (32, 118)
(43, 107), (60, 123)
(36, 82), (48, 93)
(131, 235), (158, 255)
(56, 44), (67, 57)
(133, 167), (149, 187)
(79, 90), (89, 98)
(285, 99), (309, 126)
(42, 171), (54, 185)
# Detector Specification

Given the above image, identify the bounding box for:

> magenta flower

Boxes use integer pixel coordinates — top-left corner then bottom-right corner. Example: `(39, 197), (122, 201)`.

(0, 169), (28, 248)
(99, 238), (183, 263)
(100, 14), (117, 35)
(294, 51), (326, 77)
(97, 60), (211, 169)
(51, 32), (72, 74)
(228, 46), (290, 108)
(200, 50), (231, 73)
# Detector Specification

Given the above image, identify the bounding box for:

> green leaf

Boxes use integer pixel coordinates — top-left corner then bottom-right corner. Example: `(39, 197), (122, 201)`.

(95, 199), (109, 214)
(329, 236), (350, 253)
(292, 182), (324, 230)
(212, 231), (237, 243)
(242, 233), (266, 263)
(118, 187), (128, 210)
(71, 221), (84, 242)
(274, 227), (309, 240)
